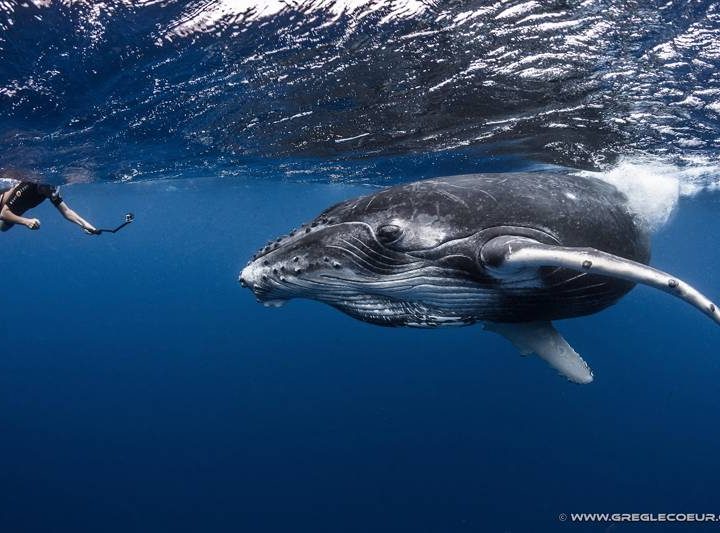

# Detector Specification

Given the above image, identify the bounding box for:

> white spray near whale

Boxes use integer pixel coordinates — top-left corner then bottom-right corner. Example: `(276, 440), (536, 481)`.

(578, 156), (720, 233)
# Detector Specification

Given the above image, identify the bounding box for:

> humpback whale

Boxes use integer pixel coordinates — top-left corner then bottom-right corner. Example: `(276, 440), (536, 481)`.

(239, 173), (719, 384)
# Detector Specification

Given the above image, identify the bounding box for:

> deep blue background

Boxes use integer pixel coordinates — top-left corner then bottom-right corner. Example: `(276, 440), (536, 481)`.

(0, 178), (719, 532)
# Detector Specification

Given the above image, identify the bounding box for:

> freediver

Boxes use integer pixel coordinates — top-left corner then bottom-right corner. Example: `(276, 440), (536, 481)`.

(0, 181), (98, 234)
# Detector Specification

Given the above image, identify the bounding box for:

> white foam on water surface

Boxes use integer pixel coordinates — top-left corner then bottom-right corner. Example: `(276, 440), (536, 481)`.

(577, 157), (720, 232)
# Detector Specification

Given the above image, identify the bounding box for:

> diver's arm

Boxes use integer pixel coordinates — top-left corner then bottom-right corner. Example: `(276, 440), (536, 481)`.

(0, 205), (40, 229)
(54, 201), (97, 234)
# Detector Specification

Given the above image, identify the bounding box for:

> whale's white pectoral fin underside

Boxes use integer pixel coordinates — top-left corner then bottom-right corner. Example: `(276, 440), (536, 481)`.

(485, 321), (594, 384)
(480, 236), (720, 326)
(480, 235), (720, 384)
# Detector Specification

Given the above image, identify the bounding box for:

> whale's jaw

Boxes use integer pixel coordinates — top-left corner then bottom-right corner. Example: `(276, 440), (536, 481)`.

(239, 246), (491, 327)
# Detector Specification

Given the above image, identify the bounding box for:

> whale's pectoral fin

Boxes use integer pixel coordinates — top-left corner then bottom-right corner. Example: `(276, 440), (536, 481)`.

(485, 321), (593, 384)
(480, 236), (720, 326)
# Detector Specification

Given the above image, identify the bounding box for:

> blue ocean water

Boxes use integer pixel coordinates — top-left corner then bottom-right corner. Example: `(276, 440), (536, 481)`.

(2, 1), (720, 531)
(1, 177), (719, 532)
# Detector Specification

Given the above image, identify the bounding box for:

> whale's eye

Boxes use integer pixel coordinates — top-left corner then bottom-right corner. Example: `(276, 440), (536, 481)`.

(376, 224), (403, 244)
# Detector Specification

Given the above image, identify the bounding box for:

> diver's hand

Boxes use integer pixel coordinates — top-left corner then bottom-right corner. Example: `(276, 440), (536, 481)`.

(26, 218), (41, 230)
(83, 223), (98, 235)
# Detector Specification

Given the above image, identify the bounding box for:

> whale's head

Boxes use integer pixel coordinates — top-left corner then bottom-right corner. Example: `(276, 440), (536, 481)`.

(239, 182), (495, 326)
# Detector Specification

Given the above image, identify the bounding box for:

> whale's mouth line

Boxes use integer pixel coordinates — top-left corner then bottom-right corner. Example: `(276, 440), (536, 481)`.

(246, 264), (498, 325)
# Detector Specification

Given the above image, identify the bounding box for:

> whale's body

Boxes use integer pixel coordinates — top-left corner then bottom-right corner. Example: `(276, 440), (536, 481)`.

(240, 173), (718, 384)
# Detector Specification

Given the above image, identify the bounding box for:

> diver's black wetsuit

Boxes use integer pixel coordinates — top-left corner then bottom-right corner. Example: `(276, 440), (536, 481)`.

(0, 182), (63, 231)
